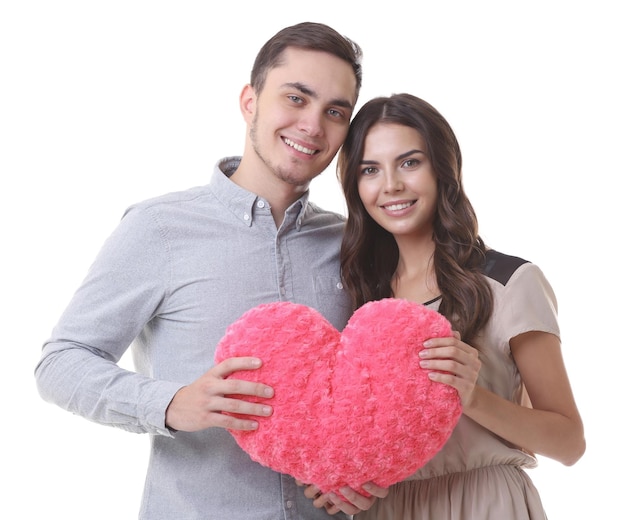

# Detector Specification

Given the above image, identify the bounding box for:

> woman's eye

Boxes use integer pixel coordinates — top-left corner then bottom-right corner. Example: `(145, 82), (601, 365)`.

(403, 159), (419, 168)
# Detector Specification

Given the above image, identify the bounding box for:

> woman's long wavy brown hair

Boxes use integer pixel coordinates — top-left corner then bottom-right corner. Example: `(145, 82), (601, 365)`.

(338, 93), (493, 342)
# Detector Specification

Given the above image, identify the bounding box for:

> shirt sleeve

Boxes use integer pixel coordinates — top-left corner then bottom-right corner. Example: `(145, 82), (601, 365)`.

(497, 262), (560, 343)
(34, 205), (184, 436)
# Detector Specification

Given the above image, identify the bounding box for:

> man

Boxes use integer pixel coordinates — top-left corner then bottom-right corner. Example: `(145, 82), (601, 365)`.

(35, 22), (387, 519)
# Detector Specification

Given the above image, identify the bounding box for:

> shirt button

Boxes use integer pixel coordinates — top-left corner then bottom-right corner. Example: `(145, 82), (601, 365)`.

(256, 200), (265, 208)
(286, 501), (293, 509)
(336, 282), (344, 290)
(243, 213), (250, 221)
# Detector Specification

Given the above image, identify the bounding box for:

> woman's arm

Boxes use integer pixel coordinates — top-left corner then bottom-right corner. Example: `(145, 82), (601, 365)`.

(421, 331), (586, 466)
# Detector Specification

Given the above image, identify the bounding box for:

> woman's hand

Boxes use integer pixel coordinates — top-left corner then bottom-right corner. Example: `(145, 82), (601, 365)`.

(298, 481), (388, 515)
(419, 331), (481, 407)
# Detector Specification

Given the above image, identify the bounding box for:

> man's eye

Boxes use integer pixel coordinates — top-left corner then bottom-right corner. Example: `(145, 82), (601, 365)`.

(328, 109), (343, 118)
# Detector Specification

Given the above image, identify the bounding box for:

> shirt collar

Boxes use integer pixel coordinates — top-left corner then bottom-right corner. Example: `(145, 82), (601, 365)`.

(210, 157), (309, 230)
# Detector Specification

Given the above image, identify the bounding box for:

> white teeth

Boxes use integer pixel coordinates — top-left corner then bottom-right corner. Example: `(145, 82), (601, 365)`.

(385, 202), (413, 211)
(284, 138), (316, 155)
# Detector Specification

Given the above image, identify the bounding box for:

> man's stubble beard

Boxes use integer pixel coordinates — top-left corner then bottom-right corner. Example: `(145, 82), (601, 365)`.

(249, 112), (316, 188)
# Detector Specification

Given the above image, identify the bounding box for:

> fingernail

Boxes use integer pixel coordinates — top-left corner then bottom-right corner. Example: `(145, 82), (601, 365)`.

(264, 387), (274, 397)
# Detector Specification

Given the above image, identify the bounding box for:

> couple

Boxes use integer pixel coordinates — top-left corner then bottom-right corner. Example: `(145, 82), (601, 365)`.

(35, 22), (585, 519)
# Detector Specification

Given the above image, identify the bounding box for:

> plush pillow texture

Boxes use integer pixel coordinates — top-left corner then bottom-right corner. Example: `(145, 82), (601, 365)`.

(214, 298), (461, 495)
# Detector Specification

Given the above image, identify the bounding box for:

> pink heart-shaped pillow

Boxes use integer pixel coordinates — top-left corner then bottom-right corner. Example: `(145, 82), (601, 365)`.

(214, 298), (461, 495)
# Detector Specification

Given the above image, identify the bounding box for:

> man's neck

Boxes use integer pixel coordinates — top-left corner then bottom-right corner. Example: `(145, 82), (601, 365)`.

(229, 159), (308, 227)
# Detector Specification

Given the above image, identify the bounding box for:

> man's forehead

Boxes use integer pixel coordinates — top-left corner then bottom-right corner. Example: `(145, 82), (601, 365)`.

(265, 48), (357, 104)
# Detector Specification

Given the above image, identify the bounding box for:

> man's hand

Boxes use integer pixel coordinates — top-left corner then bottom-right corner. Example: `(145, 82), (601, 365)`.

(165, 357), (274, 432)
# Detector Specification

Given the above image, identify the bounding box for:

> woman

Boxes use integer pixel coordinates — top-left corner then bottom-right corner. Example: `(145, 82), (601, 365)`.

(337, 93), (585, 519)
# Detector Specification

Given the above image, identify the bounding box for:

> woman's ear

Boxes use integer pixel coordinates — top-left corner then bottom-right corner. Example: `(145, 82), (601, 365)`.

(239, 84), (256, 124)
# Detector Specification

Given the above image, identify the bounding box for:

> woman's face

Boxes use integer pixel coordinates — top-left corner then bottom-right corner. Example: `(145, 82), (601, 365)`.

(357, 122), (438, 240)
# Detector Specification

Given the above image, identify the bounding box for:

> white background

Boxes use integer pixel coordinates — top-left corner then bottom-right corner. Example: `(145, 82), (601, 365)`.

(2, 1), (624, 518)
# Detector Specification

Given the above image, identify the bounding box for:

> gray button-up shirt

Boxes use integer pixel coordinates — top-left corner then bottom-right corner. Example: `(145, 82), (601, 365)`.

(36, 157), (352, 519)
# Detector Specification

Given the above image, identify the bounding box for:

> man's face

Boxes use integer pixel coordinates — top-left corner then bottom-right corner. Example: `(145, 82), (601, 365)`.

(245, 47), (357, 188)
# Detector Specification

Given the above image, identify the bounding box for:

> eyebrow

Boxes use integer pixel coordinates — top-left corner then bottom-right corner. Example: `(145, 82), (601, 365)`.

(397, 149), (426, 161)
(283, 82), (354, 110)
(361, 149), (426, 165)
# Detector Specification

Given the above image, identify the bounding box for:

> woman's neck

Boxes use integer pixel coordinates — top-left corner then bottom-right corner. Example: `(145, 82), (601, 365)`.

(392, 237), (439, 305)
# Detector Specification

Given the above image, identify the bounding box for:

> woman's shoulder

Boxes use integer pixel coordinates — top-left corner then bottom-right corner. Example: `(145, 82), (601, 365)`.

(481, 249), (559, 339)
(482, 249), (532, 286)
(482, 248), (557, 315)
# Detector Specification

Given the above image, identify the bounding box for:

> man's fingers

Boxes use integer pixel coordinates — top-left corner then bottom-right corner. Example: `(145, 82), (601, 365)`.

(211, 356), (262, 377)
(207, 357), (274, 400)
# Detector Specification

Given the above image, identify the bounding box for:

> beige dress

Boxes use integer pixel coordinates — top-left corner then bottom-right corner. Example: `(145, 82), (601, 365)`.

(358, 252), (558, 520)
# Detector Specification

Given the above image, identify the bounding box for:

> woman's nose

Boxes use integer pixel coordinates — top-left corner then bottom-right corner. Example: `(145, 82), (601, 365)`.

(383, 171), (402, 192)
